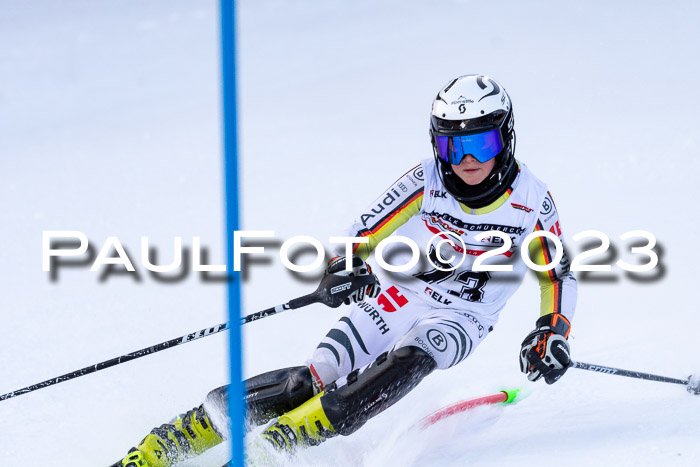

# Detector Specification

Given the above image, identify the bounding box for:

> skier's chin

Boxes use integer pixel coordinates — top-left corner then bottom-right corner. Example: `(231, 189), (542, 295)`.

(457, 169), (486, 185)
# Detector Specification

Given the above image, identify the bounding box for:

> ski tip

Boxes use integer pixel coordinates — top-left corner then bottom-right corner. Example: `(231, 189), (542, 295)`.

(500, 388), (521, 404)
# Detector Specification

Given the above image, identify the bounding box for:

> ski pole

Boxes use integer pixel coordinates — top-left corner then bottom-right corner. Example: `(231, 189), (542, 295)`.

(0, 273), (376, 402)
(0, 321), (230, 402)
(241, 273), (376, 324)
(570, 360), (700, 394)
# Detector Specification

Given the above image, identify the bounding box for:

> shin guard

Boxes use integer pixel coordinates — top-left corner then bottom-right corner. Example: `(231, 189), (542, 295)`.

(245, 366), (317, 426)
(321, 346), (436, 436)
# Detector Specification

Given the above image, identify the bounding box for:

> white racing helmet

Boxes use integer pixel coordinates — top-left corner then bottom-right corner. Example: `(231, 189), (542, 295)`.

(430, 75), (517, 208)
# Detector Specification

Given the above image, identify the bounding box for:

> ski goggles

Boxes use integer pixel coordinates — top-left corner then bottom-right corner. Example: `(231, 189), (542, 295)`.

(434, 128), (503, 165)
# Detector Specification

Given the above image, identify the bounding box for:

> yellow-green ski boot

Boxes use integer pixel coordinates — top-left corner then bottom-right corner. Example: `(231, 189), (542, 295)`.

(112, 405), (224, 467)
(261, 393), (335, 452)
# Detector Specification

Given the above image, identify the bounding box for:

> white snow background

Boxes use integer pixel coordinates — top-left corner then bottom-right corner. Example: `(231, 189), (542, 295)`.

(1, 0), (699, 466)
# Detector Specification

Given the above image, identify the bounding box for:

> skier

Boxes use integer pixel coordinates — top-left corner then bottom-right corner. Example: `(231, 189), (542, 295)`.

(114, 74), (577, 466)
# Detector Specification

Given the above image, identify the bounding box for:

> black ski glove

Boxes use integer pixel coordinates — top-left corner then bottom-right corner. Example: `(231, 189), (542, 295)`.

(325, 255), (381, 305)
(519, 313), (571, 384)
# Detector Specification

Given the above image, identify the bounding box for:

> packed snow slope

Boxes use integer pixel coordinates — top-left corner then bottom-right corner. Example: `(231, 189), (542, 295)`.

(2, 1), (700, 466)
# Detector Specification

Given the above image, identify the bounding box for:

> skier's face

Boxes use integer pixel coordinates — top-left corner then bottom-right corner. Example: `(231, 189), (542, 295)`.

(451, 155), (496, 185)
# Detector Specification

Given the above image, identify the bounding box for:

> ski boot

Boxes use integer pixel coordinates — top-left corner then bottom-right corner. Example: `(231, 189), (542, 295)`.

(260, 392), (336, 452)
(110, 448), (148, 467)
(112, 405), (224, 467)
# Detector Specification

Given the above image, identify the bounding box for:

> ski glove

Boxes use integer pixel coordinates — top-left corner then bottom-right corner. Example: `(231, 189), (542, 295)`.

(520, 313), (571, 384)
(325, 255), (381, 305)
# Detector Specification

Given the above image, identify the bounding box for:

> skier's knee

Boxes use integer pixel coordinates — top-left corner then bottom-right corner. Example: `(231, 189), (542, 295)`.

(244, 366), (316, 426)
(358, 345), (437, 391)
(390, 344), (438, 369)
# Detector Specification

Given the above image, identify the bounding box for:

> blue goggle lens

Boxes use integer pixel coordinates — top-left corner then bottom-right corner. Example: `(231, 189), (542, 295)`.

(434, 129), (503, 165)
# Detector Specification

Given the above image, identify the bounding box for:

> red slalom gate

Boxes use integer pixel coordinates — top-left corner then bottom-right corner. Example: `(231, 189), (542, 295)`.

(418, 388), (520, 429)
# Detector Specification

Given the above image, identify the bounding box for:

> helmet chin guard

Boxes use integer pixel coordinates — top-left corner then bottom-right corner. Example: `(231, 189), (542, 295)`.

(429, 75), (517, 208)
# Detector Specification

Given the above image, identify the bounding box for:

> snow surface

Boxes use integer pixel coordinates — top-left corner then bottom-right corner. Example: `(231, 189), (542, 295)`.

(2, 0), (700, 466)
